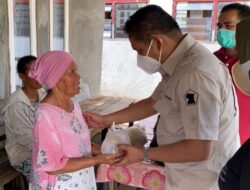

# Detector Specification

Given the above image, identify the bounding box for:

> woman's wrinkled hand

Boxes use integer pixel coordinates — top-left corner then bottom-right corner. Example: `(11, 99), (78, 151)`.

(94, 153), (124, 165)
(83, 112), (108, 128)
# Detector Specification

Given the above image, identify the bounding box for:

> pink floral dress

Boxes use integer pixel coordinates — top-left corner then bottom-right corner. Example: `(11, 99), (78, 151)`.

(30, 102), (96, 190)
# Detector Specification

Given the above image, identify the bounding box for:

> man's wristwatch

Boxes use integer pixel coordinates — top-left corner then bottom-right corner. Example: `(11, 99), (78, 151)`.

(143, 147), (150, 162)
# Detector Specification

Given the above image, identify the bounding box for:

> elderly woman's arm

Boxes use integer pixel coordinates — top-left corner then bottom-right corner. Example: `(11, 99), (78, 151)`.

(47, 154), (119, 175)
(84, 97), (157, 128)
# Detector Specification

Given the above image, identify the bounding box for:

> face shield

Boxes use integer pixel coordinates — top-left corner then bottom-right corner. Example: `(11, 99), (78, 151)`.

(232, 18), (250, 96)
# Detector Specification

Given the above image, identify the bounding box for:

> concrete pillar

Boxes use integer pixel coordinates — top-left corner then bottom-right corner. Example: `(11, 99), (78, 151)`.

(68, 0), (104, 97)
(0, 0), (10, 99)
(36, 0), (50, 55)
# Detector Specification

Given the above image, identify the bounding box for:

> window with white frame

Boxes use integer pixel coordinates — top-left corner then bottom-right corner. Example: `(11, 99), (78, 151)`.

(14, 1), (31, 87)
(53, 0), (64, 50)
(104, 4), (112, 38)
(114, 3), (146, 38)
(176, 2), (213, 41)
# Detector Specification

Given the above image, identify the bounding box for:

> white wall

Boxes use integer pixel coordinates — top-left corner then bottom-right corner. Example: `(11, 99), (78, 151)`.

(101, 40), (221, 100)
(100, 1), (173, 100)
(101, 39), (161, 100)
(149, 0), (173, 14)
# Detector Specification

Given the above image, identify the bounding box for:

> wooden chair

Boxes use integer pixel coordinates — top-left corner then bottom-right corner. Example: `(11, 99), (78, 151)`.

(0, 161), (28, 190)
(0, 99), (28, 190)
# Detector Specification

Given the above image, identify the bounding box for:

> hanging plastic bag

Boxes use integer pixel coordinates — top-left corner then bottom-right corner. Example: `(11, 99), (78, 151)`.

(101, 122), (131, 154)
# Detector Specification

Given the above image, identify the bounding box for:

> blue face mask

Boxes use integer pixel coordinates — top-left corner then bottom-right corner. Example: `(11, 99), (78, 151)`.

(217, 28), (236, 49)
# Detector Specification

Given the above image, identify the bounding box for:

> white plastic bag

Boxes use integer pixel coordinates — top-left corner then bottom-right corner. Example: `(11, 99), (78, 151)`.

(101, 122), (131, 154)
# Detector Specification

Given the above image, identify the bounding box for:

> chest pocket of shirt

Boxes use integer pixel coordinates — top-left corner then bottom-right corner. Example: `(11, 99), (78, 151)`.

(154, 95), (173, 118)
(154, 95), (185, 138)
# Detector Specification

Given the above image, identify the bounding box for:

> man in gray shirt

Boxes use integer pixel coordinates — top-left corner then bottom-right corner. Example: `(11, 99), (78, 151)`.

(2, 56), (46, 181)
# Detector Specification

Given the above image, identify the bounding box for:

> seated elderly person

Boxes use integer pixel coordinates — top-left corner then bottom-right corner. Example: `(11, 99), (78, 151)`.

(28, 51), (119, 190)
(2, 55), (46, 181)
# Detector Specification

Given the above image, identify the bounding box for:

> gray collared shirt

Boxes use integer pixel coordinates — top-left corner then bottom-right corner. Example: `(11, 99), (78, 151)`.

(2, 88), (46, 165)
(151, 34), (240, 190)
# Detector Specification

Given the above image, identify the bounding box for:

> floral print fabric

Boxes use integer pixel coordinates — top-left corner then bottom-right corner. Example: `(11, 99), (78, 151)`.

(13, 159), (32, 181)
(97, 162), (166, 190)
(30, 102), (96, 190)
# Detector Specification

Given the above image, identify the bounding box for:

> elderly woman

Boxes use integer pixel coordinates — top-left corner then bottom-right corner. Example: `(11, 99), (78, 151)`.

(29, 51), (118, 190)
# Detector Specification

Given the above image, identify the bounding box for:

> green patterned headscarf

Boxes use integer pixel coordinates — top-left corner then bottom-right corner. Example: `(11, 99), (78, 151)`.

(236, 17), (250, 64)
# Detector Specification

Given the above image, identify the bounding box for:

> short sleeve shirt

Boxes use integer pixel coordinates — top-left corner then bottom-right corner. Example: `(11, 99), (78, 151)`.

(30, 102), (96, 190)
(151, 34), (240, 190)
(3, 88), (46, 165)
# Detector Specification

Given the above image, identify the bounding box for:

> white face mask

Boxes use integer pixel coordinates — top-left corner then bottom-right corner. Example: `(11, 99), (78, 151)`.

(137, 39), (162, 74)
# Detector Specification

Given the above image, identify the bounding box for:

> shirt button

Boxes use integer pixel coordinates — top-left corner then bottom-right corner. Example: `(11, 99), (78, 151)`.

(226, 64), (229, 67)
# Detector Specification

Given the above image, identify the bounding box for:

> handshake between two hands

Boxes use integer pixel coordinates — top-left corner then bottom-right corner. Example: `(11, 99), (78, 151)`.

(93, 143), (144, 167)
(93, 123), (148, 166)
(84, 112), (148, 166)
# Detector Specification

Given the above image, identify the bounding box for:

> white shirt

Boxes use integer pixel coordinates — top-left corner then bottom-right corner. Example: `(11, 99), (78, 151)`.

(151, 34), (240, 190)
(2, 88), (46, 165)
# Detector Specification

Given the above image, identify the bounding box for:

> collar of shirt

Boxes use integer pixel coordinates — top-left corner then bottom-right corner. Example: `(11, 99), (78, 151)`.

(214, 47), (238, 72)
(19, 88), (45, 105)
(161, 34), (196, 76)
(2, 88), (45, 114)
(17, 88), (39, 111)
(214, 47), (238, 64)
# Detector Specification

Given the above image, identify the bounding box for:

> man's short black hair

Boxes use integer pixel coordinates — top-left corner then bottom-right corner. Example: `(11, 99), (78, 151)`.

(17, 55), (36, 74)
(124, 5), (181, 42)
(221, 3), (250, 20)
